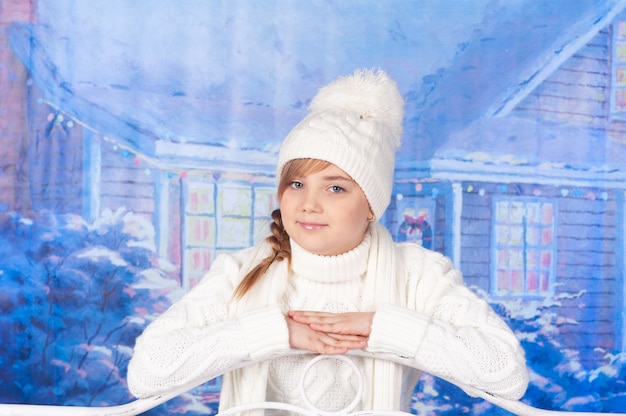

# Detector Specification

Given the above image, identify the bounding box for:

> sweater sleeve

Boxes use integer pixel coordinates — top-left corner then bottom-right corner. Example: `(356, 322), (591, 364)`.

(366, 247), (529, 401)
(127, 252), (290, 398)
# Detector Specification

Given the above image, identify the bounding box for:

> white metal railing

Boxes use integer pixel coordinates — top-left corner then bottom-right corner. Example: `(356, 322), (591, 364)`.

(0, 350), (625, 416)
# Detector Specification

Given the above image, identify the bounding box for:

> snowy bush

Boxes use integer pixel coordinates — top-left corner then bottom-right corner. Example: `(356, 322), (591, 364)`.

(410, 287), (626, 414)
(0, 209), (178, 408)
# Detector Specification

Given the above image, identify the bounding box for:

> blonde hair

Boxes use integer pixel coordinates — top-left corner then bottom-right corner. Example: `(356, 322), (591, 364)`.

(233, 159), (332, 299)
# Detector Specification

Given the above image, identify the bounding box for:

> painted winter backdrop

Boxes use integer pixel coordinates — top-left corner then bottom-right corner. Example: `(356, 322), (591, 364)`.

(1, 0), (626, 414)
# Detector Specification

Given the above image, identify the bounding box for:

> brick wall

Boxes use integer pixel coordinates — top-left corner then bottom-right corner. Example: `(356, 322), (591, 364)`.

(0, 0), (35, 213)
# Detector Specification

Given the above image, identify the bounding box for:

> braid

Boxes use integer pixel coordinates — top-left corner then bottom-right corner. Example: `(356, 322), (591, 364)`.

(233, 209), (291, 299)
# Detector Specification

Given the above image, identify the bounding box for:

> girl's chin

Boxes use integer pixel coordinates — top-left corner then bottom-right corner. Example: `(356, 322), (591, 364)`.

(297, 242), (347, 257)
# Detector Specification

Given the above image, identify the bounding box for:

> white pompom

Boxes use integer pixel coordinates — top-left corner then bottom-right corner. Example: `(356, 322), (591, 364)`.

(309, 68), (404, 148)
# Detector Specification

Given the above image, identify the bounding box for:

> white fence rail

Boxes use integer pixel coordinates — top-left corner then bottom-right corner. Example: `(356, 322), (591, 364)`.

(0, 350), (624, 416)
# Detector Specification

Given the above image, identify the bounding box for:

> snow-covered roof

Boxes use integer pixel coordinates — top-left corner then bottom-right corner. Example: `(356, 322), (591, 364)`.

(425, 116), (626, 187)
(9, 0), (626, 181)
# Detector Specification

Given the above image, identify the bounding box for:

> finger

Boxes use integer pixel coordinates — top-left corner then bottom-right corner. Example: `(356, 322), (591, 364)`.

(326, 333), (369, 342)
(306, 333), (349, 355)
(322, 334), (367, 350)
(310, 320), (360, 335)
(300, 315), (356, 334)
(308, 321), (342, 332)
(312, 313), (373, 336)
(289, 311), (336, 324)
(319, 345), (349, 355)
(320, 341), (365, 353)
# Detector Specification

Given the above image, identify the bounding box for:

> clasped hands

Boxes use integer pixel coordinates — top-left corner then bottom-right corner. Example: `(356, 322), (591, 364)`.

(286, 311), (375, 355)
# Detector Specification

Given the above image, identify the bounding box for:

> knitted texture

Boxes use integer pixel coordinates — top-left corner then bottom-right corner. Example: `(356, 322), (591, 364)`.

(127, 226), (529, 407)
(277, 69), (404, 221)
(267, 236), (369, 411)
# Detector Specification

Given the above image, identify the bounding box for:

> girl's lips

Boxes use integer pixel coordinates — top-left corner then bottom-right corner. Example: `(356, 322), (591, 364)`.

(297, 221), (326, 231)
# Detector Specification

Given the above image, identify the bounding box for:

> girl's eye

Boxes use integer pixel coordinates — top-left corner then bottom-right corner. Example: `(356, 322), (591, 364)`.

(330, 185), (344, 193)
(289, 181), (303, 189)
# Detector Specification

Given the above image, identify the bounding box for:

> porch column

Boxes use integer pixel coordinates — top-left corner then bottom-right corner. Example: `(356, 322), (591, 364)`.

(618, 190), (626, 351)
(450, 181), (463, 268)
(82, 130), (101, 221)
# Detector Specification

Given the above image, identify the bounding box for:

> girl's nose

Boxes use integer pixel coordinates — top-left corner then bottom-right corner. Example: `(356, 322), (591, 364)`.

(301, 190), (321, 212)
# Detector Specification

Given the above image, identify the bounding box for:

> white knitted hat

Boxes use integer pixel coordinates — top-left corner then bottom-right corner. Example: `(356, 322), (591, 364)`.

(277, 68), (404, 221)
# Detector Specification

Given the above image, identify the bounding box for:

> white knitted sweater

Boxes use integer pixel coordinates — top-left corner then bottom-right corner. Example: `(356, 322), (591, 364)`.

(127, 225), (528, 412)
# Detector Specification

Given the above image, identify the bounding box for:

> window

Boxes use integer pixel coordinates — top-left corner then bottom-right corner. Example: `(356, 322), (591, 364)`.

(182, 180), (276, 289)
(394, 196), (435, 249)
(610, 20), (626, 118)
(183, 182), (217, 288)
(492, 198), (556, 297)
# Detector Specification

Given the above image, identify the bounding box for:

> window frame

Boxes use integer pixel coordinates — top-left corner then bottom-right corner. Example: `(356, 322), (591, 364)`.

(181, 178), (276, 289)
(610, 19), (626, 120)
(490, 196), (558, 298)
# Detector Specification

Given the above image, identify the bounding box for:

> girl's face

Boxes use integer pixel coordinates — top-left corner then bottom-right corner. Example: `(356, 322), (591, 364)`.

(279, 162), (373, 256)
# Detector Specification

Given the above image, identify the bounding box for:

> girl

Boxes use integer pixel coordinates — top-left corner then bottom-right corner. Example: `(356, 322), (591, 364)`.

(127, 69), (529, 413)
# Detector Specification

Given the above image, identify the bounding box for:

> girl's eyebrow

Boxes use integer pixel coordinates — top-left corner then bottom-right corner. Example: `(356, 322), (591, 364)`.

(321, 175), (352, 181)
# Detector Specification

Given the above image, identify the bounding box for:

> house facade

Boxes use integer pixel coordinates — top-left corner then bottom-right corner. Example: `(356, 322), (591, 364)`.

(3, 0), (626, 387)
(387, 21), (626, 367)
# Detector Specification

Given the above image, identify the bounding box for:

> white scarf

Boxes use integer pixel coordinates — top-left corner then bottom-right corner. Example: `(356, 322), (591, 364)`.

(219, 223), (402, 413)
